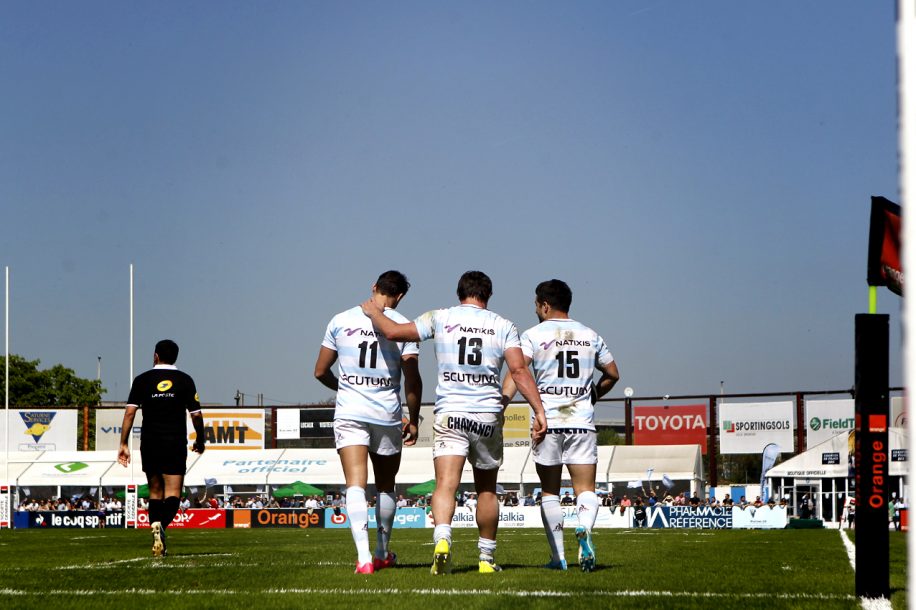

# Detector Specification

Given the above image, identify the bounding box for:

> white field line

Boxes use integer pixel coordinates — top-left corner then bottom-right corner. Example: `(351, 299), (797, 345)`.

(839, 529), (856, 569)
(838, 529), (893, 610)
(52, 552), (255, 571)
(0, 588), (855, 601)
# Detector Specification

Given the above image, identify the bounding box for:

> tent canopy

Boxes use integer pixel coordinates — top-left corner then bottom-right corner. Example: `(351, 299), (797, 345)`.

(604, 444), (703, 483)
(405, 480), (436, 496)
(273, 481), (323, 498)
(766, 427), (907, 479)
(1, 443), (705, 493)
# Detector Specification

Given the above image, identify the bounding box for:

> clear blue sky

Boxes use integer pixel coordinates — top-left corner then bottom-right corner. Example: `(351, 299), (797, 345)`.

(1, 1), (901, 405)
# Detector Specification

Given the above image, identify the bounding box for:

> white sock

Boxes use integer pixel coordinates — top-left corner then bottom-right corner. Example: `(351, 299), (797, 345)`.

(540, 495), (565, 562)
(375, 492), (396, 559)
(346, 486), (372, 564)
(576, 491), (599, 531)
(433, 523), (452, 546)
(478, 536), (496, 562)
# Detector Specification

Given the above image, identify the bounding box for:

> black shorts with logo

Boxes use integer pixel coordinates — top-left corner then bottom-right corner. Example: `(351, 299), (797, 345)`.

(141, 436), (189, 475)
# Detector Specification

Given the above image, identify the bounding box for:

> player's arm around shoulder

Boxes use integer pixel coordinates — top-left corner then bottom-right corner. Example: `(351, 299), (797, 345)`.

(505, 346), (547, 443)
(500, 353), (532, 411)
(360, 298), (421, 342)
(401, 354), (423, 446)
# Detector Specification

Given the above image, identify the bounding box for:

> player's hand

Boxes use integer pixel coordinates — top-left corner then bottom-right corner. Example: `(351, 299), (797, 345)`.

(402, 422), (419, 446)
(117, 445), (130, 467)
(531, 412), (547, 445)
(193, 440), (206, 454)
(360, 298), (382, 318)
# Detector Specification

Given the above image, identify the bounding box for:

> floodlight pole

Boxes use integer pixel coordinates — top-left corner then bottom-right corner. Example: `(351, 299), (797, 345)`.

(4, 266), (8, 489)
(129, 264), (135, 485)
(897, 0), (916, 600)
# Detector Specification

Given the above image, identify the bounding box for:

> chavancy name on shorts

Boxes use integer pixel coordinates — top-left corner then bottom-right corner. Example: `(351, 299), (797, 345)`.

(445, 416), (497, 438)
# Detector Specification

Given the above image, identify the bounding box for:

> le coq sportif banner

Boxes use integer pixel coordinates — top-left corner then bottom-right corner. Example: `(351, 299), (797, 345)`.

(719, 402), (794, 455)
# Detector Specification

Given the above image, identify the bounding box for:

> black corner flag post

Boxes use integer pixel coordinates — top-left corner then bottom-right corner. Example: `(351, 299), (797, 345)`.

(854, 313), (890, 599)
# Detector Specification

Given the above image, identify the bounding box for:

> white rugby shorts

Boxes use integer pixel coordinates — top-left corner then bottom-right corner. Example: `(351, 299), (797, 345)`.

(334, 418), (402, 456)
(433, 412), (503, 470)
(532, 427), (597, 466)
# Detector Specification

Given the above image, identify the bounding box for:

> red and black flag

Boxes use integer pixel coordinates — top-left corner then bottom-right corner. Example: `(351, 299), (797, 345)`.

(867, 196), (902, 296)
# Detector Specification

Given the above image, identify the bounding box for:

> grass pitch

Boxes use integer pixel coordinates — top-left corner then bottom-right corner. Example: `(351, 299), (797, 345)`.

(0, 527), (906, 609)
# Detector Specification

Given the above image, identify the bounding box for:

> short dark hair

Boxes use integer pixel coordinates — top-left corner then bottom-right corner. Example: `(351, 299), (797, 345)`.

(375, 270), (410, 297)
(155, 339), (179, 364)
(457, 271), (492, 302)
(535, 279), (572, 313)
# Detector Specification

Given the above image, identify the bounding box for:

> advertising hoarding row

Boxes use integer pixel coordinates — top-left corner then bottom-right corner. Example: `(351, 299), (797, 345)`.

(10, 505), (786, 529)
(632, 399), (869, 455)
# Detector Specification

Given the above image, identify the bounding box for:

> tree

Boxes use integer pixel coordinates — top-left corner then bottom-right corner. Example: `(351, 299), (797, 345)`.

(597, 427), (624, 446)
(0, 355), (104, 406)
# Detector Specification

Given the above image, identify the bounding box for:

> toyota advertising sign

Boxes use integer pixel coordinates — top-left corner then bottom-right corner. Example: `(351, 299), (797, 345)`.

(633, 405), (707, 453)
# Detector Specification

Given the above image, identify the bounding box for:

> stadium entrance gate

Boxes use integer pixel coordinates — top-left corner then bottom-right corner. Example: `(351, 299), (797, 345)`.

(782, 481), (823, 520)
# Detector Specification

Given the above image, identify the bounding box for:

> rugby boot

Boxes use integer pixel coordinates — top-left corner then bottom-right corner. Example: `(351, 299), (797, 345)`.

(431, 538), (451, 575)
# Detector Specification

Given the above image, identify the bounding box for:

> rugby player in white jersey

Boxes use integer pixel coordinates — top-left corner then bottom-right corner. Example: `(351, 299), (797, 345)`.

(314, 270), (423, 574)
(502, 279), (619, 572)
(362, 271), (547, 574)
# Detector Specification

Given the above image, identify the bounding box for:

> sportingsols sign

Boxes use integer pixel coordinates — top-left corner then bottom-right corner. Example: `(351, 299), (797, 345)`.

(719, 402), (794, 455)
(633, 405), (707, 453)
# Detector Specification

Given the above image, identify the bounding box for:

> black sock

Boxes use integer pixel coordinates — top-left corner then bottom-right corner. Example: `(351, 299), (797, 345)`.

(162, 496), (180, 528)
(148, 499), (164, 525)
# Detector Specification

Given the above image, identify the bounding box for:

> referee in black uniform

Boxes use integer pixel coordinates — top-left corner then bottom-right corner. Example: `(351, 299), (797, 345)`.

(118, 339), (205, 556)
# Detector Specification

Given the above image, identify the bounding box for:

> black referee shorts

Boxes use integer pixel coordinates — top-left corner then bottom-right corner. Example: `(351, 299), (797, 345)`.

(141, 437), (189, 476)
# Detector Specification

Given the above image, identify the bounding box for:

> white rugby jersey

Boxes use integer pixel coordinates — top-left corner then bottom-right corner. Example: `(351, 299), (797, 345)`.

(322, 305), (420, 426)
(414, 304), (520, 414)
(520, 318), (613, 430)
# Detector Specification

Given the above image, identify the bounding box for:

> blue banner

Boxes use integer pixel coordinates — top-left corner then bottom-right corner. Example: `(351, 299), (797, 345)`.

(646, 506), (733, 529)
(324, 507), (427, 529)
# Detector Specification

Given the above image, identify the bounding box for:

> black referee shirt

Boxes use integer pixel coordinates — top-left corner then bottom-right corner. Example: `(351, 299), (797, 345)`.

(127, 365), (201, 441)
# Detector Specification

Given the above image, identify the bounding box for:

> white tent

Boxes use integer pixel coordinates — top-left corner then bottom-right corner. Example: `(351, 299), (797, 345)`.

(15, 451), (116, 487)
(2, 451), (47, 485)
(395, 446), (436, 484)
(603, 444), (704, 495)
(183, 449), (287, 486)
(0, 443), (706, 495)
(766, 427), (907, 479)
(765, 428), (908, 523)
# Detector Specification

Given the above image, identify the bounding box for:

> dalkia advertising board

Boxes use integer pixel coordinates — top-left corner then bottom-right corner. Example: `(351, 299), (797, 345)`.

(633, 405), (707, 453)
